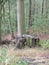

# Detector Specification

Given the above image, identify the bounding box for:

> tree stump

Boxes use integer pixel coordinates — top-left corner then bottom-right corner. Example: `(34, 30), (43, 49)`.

(30, 36), (40, 47)
(23, 34), (40, 48)
(16, 36), (27, 49)
(15, 34), (40, 49)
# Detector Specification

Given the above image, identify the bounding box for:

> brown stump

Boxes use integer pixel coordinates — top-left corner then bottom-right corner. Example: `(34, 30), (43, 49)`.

(16, 36), (27, 49)
(23, 34), (40, 48)
(30, 36), (40, 47)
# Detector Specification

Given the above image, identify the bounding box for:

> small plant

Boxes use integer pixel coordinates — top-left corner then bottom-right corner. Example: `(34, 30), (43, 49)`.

(16, 59), (29, 65)
(36, 39), (41, 47)
(43, 40), (49, 49)
(41, 39), (49, 49)
(0, 48), (7, 64)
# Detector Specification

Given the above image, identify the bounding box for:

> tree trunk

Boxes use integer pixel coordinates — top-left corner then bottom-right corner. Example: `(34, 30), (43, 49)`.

(29, 0), (31, 27)
(3, 5), (5, 26)
(29, 0), (35, 26)
(17, 0), (25, 37)
(28, 0), (35, 34)
(8, 0), (14, 38)
(45, 0), (48, 18)
(31, 0), (35, 22)
(0, 4), (2, 42)
(42, 0), (44, 15)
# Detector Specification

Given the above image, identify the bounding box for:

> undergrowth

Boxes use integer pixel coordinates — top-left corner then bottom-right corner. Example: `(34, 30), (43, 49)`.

(40, 39), (49, 49)
(0, 47), (29, 65)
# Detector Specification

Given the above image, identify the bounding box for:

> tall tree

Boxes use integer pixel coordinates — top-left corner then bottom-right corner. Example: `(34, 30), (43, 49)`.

(8, 0), (14, 38)
(31, 0), (35, 23)
(28, 0), (35, 34)
(0, 1), (2, 42)
(0, 0), (7, 41)
(17, 0), (25, 36)
(29, 0), (31, 27)
(3, 6), (5, 22)
(45, 0), (48, 18)
(8, 0), (11, 33)
(29, 0), (35, 26)
(42, 0), (44, 15)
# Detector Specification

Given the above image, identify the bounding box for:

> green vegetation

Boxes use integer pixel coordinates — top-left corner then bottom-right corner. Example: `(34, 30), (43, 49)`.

(41, 40), (49, 49)
(16, 59), (29, 65)
(0, 0), (49, 65)
(0, 0), (49, 36)
(0, 47), (29, 65)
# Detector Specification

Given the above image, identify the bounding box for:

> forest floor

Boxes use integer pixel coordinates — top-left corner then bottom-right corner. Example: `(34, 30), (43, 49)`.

(1, 33), (49, 65)
(0, 45), (49, 65)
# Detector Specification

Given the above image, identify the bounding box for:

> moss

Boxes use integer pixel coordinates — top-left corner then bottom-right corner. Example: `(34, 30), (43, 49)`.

(26, 37), (30, 47)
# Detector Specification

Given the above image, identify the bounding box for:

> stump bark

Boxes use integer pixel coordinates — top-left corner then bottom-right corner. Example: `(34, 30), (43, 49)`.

(23, 34), (40, 48)
(16, 36), (27, 49)
(15, 35), (40, 49)
(30, 36), (40, 47)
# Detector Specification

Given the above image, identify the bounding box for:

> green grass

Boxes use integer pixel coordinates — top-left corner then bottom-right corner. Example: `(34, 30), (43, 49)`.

(0, 47), (29, 65)
(16, 59), (29, 65)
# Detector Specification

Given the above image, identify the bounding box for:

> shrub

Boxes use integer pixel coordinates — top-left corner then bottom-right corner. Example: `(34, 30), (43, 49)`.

(41, 40), (49, 49)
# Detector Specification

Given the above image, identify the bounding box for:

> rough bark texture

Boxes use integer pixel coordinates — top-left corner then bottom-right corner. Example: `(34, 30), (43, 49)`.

(12, 35), (40, 49)
(16, 36), (27, 49)
(30, 36), (40, 47)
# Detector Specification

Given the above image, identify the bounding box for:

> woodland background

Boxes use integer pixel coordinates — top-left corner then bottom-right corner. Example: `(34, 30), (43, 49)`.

(0, 0), (49, 36)
(0, 0), (49, 65)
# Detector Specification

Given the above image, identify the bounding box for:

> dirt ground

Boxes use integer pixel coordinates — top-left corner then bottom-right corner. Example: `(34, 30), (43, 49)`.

(1, 46), (49, 65)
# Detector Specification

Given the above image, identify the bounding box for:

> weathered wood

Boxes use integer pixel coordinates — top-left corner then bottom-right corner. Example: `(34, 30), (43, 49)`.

(1, 34), (40, 48)
(23, 34), (40, 47)
(30, 36), (40, 47)
(16, 36), (27, 49)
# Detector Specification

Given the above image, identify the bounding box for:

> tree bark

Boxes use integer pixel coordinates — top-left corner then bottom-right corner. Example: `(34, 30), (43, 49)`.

(0, 3), (2, 42)
(29, 0), (35, 26)
(45, 0), (48, 18)
(17, 0), (25, 37)
(29, 0), (31, 27)
(42, 0), (44, 15)
(8, 0), (14, 39)
(8, 0), (12, 33)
